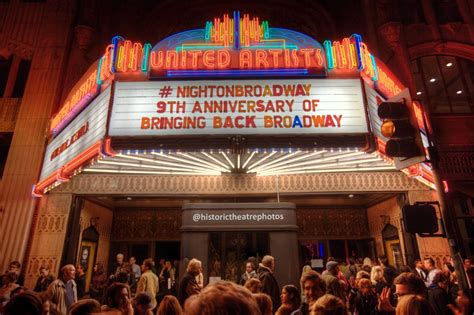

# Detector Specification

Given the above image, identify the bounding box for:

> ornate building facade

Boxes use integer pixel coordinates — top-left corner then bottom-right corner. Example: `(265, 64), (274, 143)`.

(0, 0), (472, 287)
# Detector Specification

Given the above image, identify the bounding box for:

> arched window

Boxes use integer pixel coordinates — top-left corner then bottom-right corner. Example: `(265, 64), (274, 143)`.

(411, 55), (474, 114)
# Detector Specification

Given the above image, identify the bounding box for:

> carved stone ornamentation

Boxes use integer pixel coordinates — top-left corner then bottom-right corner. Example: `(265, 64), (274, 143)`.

(378, 22), (402, 51)
(74, 25), (95, 52)
(56, 172), (429, 196)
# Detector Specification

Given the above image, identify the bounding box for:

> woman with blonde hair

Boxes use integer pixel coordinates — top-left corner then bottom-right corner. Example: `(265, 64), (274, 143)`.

(396, 294), (434, 315)
(370, 265), (388, 295)
(311, 294), (348, 315)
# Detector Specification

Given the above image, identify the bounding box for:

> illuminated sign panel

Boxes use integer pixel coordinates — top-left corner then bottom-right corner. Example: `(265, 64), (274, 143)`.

(108, 79), (368, 137)
(39, 86), (111, 181)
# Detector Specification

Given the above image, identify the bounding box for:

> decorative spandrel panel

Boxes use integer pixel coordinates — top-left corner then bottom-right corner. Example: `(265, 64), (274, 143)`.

(111, 209), (181, 241)
(297, 208), (369, 240)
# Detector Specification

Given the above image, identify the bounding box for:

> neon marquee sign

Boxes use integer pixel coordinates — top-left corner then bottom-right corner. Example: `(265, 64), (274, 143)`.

(49, 11), (405, 136)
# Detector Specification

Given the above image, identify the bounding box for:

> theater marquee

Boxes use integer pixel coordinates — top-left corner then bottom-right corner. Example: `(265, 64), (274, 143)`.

(108, 78), (368, 137)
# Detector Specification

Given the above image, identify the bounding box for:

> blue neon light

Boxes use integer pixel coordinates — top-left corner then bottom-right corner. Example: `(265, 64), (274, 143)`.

(234, 11), (240, 49)
(370, 54), (378, 81)
(96, 56), (104, 85)
(111, 35), (124, 73)
(350, 33), (364, 71)
(323, 40), (334, 70)
(141, 43), (152, 72)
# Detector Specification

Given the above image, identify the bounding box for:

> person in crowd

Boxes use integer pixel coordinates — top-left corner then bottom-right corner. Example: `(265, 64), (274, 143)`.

(311, 294), (348, 315)
(395, 294), (434, 315)
(75, 265), (86, 299)
(47, 264), (77, 315)
(258, 255), (281, 311)
(38, 291), (59, 315)
(136, 258), (159, 310)
(370, 265), (388, 295)
(177, 258), (202, 306)
(449, 272), (460, 303)
(101, 282), (133, 315)
(240, 261), (258, 285)
(244, 278), (262, 294)
(300, 270), (326, 315)
(463, 259), (474, 289)
(322, 261), (346, 304)
(130, 257), (141, 284)
(0, 272), (19, 312)
(276, 284), (301, 314)
(414, 259), (427, 281)
(68, 299), (101, 315)
(378, 256), (398, 287)
(321, 258), (348, 291)
(424, 258), (441, 288)
(34, 266), (55, 293)
(157, 259), (166, 276)
(254, 293), (273, 315)
(345, 258), (359, 281)
(156, 295), (183, 315)
(133, 292), (154, 315)
(0, 261), (25, 287)
(353, 278), (377, 315)
(443, 261), (455, 274)
(362, 257), (373, 270)
(427, 272), (451, 315)
(110, 253), (125, 280)
(378, 272), (427, 312)
(448, 288), (473, 315)
(115, 269), (131, 285)
(90, 262), (107, 302)
(184, 281), (261, 315)
(3, 290), (43, 315)
(159, 260), (176, 295)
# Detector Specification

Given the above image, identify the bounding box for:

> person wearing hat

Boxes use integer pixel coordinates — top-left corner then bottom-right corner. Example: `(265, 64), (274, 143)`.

(321, 260), (347, 303)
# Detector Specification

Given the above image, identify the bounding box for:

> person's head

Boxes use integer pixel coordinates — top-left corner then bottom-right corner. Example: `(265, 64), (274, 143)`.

(69, 299), (101, 315)
(187, 258), (202, 276)
(76, 265), (84, 275)
(356, 270), (370, 282)
(93, 262), (104, 274)
(464, 258), (472, 269)
(244, 278), (262, 294)
(3, 291), (43, 315)
(261, 255), (275, 272)
(400, 265), (411, 273)
(378, 256), (388, 267)
(300, 271), (326, 305)
(432, 272), (449, 289)
(423, 258), (435, 270)
(38, 266), (49, 277)
(370, 266), (384, 283)
(395, 294), (434, 315)
(8, 261), (21, 273)
(253, 293), (273, 315)
(326, 261), (339, 276)
(38, 291), (51, 314)
(61, 264), (76, 282)
(105, 282), (131, 309)
(246, 262), (254, 273)
(362, 257), (372, 267)
(442, 262), (454, 273)
(134, 292), (154, 314)
(116, 270), (130, 283)
(394, 272), (426, 300)
(156, 295), (183, 315)
(415, 259), (423, 269)
(281, 285), (301, 307)
(165, 261), (172, 269)
(358, 278), (373, 296)
(129, 257), (136, 265)
(141, 258), (154, 272)
(311, 294), (347, 315)
(116, 253), (124, 264)
(184, 281), (261, 315)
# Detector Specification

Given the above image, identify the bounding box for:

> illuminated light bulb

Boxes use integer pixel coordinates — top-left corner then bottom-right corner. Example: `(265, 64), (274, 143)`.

(416, 91), (422, 95)
(456, 90), (462, 94)
(429, 78), (436, 83)
(446, 62), (453, 67)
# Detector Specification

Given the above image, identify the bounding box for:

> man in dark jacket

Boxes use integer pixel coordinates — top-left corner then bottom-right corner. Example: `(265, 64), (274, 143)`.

(178, 258), (202, 306)
(257, 255), (281, 311)
(428, 272), (451, 315)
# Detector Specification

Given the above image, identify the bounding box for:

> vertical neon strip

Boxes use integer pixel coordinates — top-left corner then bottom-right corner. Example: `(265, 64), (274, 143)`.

(234, 11), (240, 49)
(370, 54), (378, 81)
(323, 40), (334, 70)
(350, 33), (364, 70)
(96, 56), (104, 85)
(111, 36), (124, 73)
(205, 21), (211, 41)
(141, 43), (152, 72)
(263, 21), (269, 39)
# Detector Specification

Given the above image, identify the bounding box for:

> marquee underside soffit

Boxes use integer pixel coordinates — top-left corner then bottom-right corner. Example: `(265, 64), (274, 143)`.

(82, 149), (395, 176)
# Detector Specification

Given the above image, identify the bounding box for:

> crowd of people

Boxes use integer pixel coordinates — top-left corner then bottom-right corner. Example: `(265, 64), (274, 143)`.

(0, 255), (473, 315)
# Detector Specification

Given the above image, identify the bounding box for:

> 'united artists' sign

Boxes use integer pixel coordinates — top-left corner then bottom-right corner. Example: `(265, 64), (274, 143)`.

(108, 78), (368, 137)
